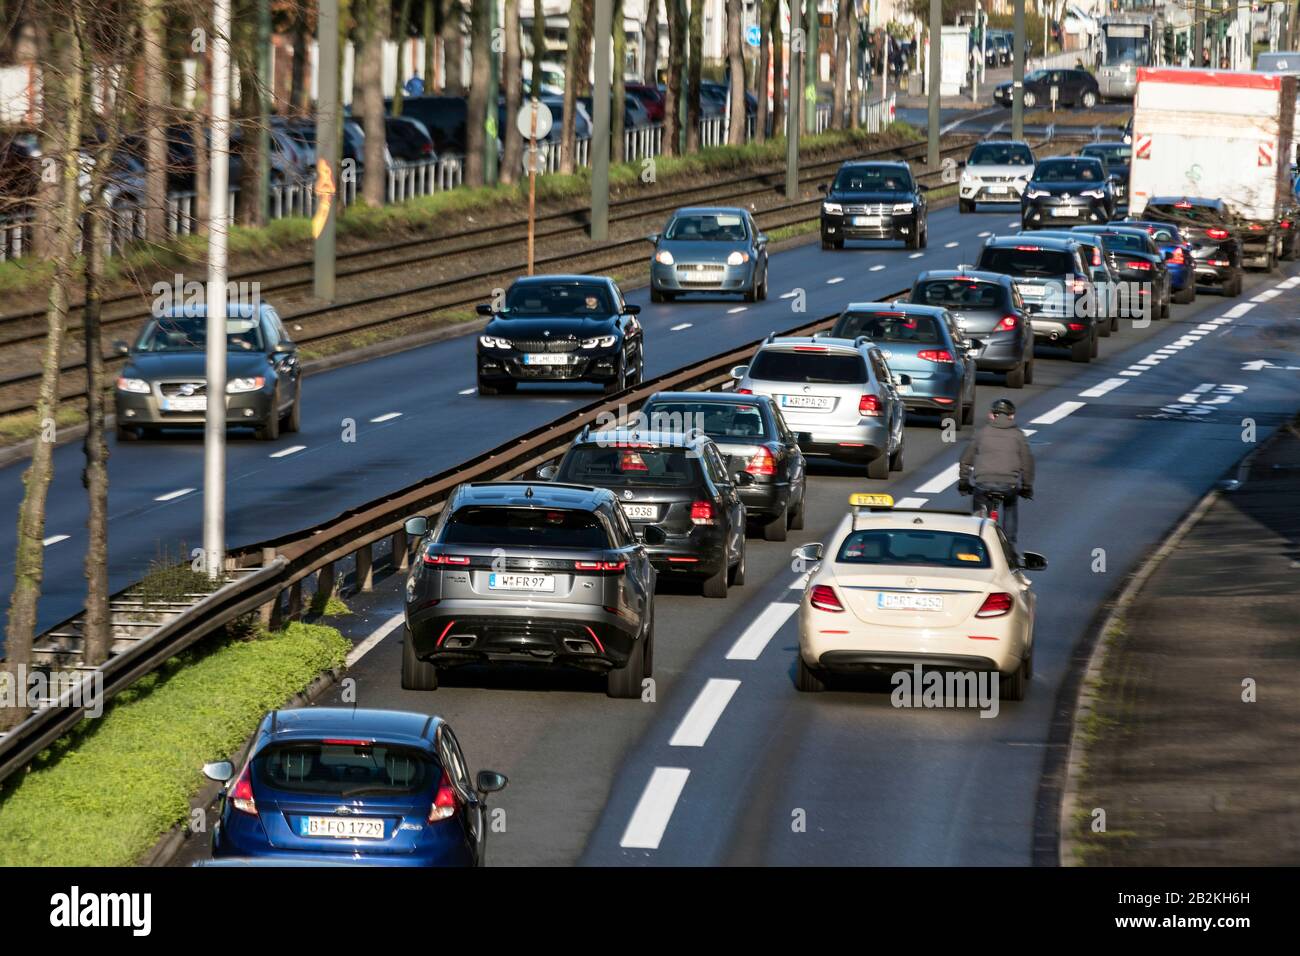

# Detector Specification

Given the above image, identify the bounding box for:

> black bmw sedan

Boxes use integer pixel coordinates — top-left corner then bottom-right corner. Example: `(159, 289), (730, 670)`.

(819, 160), (929, 250)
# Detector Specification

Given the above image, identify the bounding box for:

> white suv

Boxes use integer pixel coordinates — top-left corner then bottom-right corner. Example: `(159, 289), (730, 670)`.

(959, 140), (1036, 213)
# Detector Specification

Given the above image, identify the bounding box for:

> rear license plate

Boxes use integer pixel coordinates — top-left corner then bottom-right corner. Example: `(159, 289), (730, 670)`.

(877, 593), (943, 611)
(622, 504), (657, 520)
(987, 185), (1008, 194)
(163, 397), (206, 412)
(851, 215), (882, 227)
(1051, 207), (1079, 217)
(780, 394), (832, 410)
(895, 384), (912, 394)
(1019, 284), (1046, 297)
(523, 354), (567, 366)
(300, 817), (385, 839)
(488, 573), (555, 591)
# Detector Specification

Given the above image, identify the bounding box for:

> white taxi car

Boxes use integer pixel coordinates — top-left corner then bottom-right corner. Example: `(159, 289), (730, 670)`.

(793, 494), (1047, 699)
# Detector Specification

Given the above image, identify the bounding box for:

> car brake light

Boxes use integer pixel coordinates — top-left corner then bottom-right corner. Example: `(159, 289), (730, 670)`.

(575, 560), (627, 571)
(1068, 322), (1086, 331)
(1206, 227), (1229, 240)
(323, 738), (371, 746)
(917, 349), (954, 363)
(1282, 220), (1293, 230)
(1209, 259), (1229, 267)
(1128, 260), (1152, 271)
(994, 314), (1018, 331)
(859, 394), (882, 416)
(1168, 248), (1185, 264)
(1015, 245), (1042, 251)
(620, 451), (649, 471)
(746, 447), (777, 476)
(230, 762), (257, 816)
(809, 584), (844, 612)
(690, 501), (715, 525)
(975, 592), (1014, 618)
(429, 771), (458, 822)
(793, 345), (828, 352)
(735, 388), (753, 395)
(423, 553), (470, 565)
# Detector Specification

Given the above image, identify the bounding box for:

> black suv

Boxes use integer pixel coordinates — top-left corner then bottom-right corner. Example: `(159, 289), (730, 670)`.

(401, 481), (656, 699)
(1139, 197), (1244, 297)
(541, 428), (748, 598)
(1021, 156), (1113, 229)
(819, 160), (929, 250)
(908, 270), (1035, 388)
(976, 236), (1100, 363)
(638, 391), (807, 541)
(1072, 225), (1172, 320)
(476, 275), (644, 394)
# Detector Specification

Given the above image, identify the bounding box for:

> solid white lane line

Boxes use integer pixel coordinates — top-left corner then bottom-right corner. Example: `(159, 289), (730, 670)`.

(670, 323), (693, 331)
(916, 462), (961, 494)
(458, 387), (476, 395)
(1252, 289), (1281, 302)
(727, 306), (748, 314)
(1031, 400), (1085, 425)
(726, 602), (799, 661)
(620, 767), (691, 849)
(894, 497), (929, 508)
(1078, 378), (1126, 398)
(869, 264), (886, 272)
(42, 534), (69, 546)
(669, 679), (742, 748)
(1223, 304), (1254, 318)
(269, 445), (307, 458)
(347, 613), (406, 667)
(827, 276), (845, 284)
(944, 241), (959, 248)
(370, 412), (403, 423)
(154, 487), (195, 502)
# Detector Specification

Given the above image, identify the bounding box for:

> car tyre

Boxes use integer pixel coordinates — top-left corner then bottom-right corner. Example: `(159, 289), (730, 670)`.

(867, 451), (890, 479)
(1090, 329), (1100, 358)
(1024, 355), (1035, 384)
(789, 499), (805, 530)
(606, 630), (649, 699)
(796, 654), (826, 692)
(743, 280), (759, 303)
(703, 560), (729, 598)
(999, 656), (1029, 702)
(1174, 281), (1195, 304)
(1023, 90), (1037, 109)
(116, 424), (139, 442)
(729, 540), (746, 586)
(762, 506), (789, 542)
(757, 270), (769, 301)
(1070, 336), (1092, 363)
(282, 390), (301, 433)
(959, 198), (974, 214)
(603, 361), (627, 395)
(889, 442), (905, 472)
(1005, 361), (1026, 389)
(961, 399), (974, 426)
(257, 398), (281, 441)
(401, 626), (439, 691)
(919, 220), (929, 248)
(477, 377), (498, 395)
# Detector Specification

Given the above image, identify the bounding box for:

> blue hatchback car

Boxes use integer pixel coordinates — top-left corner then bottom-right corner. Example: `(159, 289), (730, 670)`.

(204, 708), (507, 866)
(1120, 219), (1197, 304)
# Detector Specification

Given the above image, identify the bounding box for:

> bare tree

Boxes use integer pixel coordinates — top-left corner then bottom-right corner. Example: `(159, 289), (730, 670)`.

(612, 0), (625, 162)
(357, 0), (390, 205)
(769, 0), (783, 138)
(424, 0), (437, 88)
(289, 3), (310, 114)
(725, 0), (745, 145)
(530, 0), (545, 92)
(755, 0), (771, 142)
(441, 0), (464, 93)
(832, 0), (849, 129)
(848, 0), (861, 129)
(686, 0), (702, 151)
(141, 0), (169, 240)
(501, 0), (523, 184)
(234, 6), (265, 227)
(662, 0), (684, 156)
(643, 0), (658, 85)
(391, 0), (415, 115)
(464, 0), (490, 186)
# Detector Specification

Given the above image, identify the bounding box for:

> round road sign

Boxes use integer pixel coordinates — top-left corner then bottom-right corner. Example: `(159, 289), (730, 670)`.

(516, 100), (554, 141)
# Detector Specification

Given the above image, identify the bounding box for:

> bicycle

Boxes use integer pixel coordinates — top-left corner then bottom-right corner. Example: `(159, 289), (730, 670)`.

(961, 480), (1022, 542)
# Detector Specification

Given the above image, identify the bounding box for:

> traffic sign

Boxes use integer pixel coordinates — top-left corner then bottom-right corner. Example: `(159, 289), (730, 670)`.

(516, 100), (553, 141)
(745, 24), (762, 48)
(523, 142), (549, 175)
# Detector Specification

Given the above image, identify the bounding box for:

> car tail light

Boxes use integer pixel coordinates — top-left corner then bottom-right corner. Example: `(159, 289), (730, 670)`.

(1127, 260), (1152, 271)
(859, 394), (882, 416)
(735, 388), (753, 395)
(1206, 227), (1229, 240)
(994, 314), (1018, 331)
(1175, 200), (1193, 209)
(1282, 220), (1293, 230)
(809, 584), (844, 612)
(1209, 259), (1229, 267)
(917, 349), (954, 363)
(746, 447), (776, 476)
(1091, 247), (1103, 266)
(423, 553), (470, 566)
(690, 501), (715, 525)
(323, 739), (371, 746)
(1015, 245), (1042, 252)
(975, 592), (1014, 618)
(1167, 247), (1185, 265)
(230, 762), (257, 816)
(575, 560), (627, 571)
(428, 771), (458, 822)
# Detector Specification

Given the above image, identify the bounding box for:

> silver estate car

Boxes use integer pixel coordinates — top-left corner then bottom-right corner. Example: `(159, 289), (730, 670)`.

(731, 335), (908, 479)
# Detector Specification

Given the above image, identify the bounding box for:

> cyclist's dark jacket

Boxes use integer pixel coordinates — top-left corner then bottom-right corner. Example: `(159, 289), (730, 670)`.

(959, 415), (1035, 488)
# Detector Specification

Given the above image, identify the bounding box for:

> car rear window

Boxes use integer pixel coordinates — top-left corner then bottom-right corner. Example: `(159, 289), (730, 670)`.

(642, 402), (770, 441)
(253, 742), (438, 797)
(836, 529), (992, 568)
(749, 349), (867, 384)
(1098, 233), (1147, 253)
(559, 445), (701, 487)
(911, 280), (1005, 309)
(977, 247), (1074, 277)
(442, 506), (611, 547)
(834, 311), (943, 345)
(504, 282), (612, 316)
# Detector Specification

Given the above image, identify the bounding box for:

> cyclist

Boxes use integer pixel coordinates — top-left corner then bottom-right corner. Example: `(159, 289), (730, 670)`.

(958, 398), (1035, 544)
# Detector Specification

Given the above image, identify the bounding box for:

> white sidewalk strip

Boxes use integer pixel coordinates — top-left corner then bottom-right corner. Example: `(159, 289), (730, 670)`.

(670, 323), (693, 331)
(620, 767), (691, 849)
(916, 462), (962, 494)
(346, 613), (406, 667)
(669, 679), (742, 748)
(1031, 400), (1086, 425)
(1078, 378), (1126, 398)
(154, 487), (194, 501)
(726, 602), (799, 661)
(42, 534), (69, 547)
(370, 412), (403, 423)
(894, 497), (929, 508)
(269, 445), (306, 458)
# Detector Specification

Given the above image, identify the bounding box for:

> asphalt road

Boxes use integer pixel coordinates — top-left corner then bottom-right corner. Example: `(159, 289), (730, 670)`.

(158, 218), (1300, 864)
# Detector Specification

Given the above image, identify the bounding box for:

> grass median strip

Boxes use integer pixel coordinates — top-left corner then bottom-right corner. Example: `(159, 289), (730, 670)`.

(0, 622), (349, 867)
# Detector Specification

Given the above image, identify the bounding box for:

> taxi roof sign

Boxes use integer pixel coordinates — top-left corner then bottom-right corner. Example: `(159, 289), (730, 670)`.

(849, 493), (894, 511)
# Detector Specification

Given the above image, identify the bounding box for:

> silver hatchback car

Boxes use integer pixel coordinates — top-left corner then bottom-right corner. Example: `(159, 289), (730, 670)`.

(731, 335), (908, 479)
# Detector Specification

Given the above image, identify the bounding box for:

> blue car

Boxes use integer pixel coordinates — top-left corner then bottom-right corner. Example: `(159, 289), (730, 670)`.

(827, 302), (978, 427)
(1120, 219), (1197, 304)
(204, 708), (507, 866)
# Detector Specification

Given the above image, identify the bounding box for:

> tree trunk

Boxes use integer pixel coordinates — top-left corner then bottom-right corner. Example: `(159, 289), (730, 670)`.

(726, 0), (745, 144)
(686, 0), (702, 151)
(441, 0), (464, 93)
(141, 0), (169, 241)
(3, 8), (84, 732)
(559, 0), (584, 173)
(501, 0), (523, 184)
(770, 0), (783, 138)
(612, 0), (626, 162)
(832, 0), (849, 129)
(424, 0), (437, 89)
(236, 12), (264, 228)
(192, 49), (210, 235)
(290, 7), (309, 115)
(574, 0), (594, 94)
(359, 0), (390, 205)
(848, 0), (861, 129)
(464, 0), (490, 186)
(392, 0), (414, 115)
(531, 0), (546, 93)
(663, 0), (684, 156)
(643, 0), (658, 84)
(755, 0), (769, 142)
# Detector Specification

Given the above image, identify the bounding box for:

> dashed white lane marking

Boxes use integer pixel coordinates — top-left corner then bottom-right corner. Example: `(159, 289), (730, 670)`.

(458, 387), (476, 395)
(1210, 316), (1233, 325)
(1252, 289), (1281, 302)
(42, 534), (69, 546)
(944, 241), (960, 248)
(669, 678), (742, 748)
(1078, 378), (1127, 398)
(620, 767), (691, 849)
(978, 231), (992, 238)
(154, 487), (195, 502)
(346, 613), (406, 667)
(1119, 370), (1142, 377)
(1195, 323), (1218, 331)
(270, 445), (306, 458)
(870, 264), (887, 272)
(780, 290), (799, 299)
(1031, 400), (1086, 425)
(670, 323), (693, 331)
(908, 252), (925, 259)
(726, 602), (799, 661)
(827, 276), (845, 284)
(1155, 347), (1179, 354)
(916, 462), (961, 494)
(894, 497), (929, 508)
(1223, 303), (1254, 318)
(370, 412), (403, 423)
(1136, 356), (1164, 365)
(727, 306), (748, 314)
(1279, 276), (1300, 290)
(1022, 429), (1037, 437)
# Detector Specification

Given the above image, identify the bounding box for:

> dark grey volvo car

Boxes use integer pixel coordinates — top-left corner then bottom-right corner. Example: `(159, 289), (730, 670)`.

(401, 482), (656, 699)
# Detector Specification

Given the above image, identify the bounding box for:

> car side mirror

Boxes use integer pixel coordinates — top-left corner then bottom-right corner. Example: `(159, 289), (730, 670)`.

(792, 543), (824, 563)
(112, 339), (130, 356)
(476, 770), (508, 794)
(624, 304), (641, 315)
(818, 183), (829, 194)
(732, 471), (755, 486)
(203, 761), (235, 783)
(537, 464), (558, 480)
(404, 515), (429, 537)
(1021, 551), (1048, 571)
(917, 183), (930, 192)
(755, 234), (768, 246)
(730, 364), (749, 380)
(475, 303), (494, 316)
(646, 232), (660, 244)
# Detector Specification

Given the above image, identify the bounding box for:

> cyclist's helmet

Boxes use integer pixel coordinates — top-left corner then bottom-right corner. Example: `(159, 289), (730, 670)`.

(990, 399), (1016, 417)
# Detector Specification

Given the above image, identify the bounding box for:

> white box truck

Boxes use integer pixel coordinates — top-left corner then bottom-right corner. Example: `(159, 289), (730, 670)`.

(1129, 67), (1297, 269)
